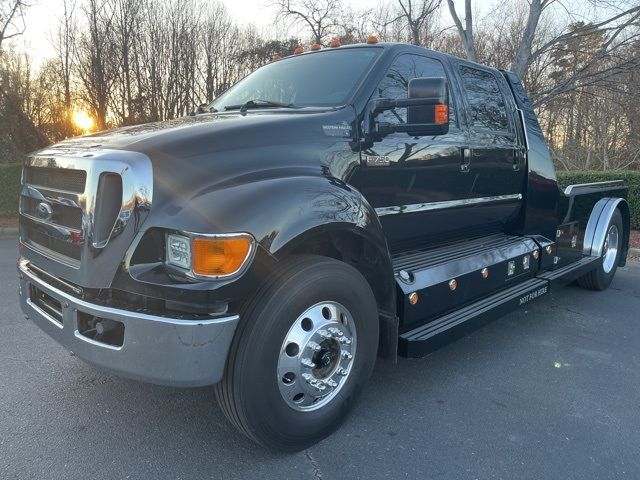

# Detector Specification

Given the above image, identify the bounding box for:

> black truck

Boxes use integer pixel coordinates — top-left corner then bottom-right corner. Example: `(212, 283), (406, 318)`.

(18, 41), (630, 451)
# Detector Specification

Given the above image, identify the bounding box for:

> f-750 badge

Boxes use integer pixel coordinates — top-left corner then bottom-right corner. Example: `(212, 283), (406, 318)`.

(363, 155), (391, 167)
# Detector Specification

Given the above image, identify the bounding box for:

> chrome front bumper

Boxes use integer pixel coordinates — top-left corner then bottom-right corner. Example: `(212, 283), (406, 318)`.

(18, 260), (239, 387)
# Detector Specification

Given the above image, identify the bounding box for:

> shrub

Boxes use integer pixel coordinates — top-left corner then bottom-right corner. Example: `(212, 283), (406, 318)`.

(0, 163), (21, 217)
(556, 170), (640, 230)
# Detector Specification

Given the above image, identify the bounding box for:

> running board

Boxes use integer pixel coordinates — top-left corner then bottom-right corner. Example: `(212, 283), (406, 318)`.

(399, 278), (549, 357)
(398, 254), (601, 358)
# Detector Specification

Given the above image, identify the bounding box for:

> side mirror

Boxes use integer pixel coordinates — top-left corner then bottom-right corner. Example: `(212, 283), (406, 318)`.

(407, 77), (448, 134)
(366, 76), (449, 138)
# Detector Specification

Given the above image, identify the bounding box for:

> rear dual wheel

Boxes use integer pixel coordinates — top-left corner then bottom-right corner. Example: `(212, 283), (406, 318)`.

(577, 209), (623, 291)
(215, 255), (378, 451)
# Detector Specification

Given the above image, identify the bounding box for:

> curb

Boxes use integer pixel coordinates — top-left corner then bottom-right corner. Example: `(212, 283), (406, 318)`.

(629, 247), (640, 256)
(0, 227), (18, 238)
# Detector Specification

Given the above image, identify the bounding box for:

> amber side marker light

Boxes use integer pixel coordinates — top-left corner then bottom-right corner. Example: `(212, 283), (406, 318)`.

(409, 292), (419, 305)
(435, 104), (448, 124)
(192, 236), (253, 277)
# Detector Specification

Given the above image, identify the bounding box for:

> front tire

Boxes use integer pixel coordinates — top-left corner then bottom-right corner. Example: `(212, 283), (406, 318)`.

(215, 255), (379, 451)
(577, 209), (623, 291)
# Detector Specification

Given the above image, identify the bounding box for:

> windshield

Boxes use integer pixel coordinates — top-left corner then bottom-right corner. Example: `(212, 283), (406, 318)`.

(210, 47), (381, 111)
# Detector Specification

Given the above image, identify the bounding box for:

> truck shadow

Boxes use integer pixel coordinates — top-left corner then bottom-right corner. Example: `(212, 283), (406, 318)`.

(48, 269), (637, 477)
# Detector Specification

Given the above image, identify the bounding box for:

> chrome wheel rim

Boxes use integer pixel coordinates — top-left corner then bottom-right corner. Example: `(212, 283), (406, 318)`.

(602, 224), (619, 273)
(277, 301), (357, 411)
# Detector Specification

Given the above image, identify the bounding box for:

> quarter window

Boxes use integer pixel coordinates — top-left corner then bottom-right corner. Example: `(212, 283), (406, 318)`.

(458, 66), (509, 132)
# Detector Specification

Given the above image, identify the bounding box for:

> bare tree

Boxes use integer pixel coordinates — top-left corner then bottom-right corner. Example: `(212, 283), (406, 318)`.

(396, 0), (442, 46)
(0, 0), (29, 51)
(52, 0), (76, 137)
(446, 0), (477, 61)
(74, 0), (118, 130)
(273, 0), (343, 45)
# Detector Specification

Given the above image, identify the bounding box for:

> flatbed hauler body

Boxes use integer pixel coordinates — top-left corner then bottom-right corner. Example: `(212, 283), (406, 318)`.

(17, 42), (630, 450)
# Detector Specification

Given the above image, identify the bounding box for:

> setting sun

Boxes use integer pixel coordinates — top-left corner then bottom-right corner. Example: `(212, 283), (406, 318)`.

(72, 109), (95, 132)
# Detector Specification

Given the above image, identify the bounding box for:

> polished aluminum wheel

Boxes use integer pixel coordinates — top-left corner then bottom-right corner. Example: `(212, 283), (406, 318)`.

(602, 224), (619, 273)
(277, 301), (357, 411)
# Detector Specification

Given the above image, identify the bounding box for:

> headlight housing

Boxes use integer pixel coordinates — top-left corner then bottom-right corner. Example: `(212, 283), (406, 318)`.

(166, 232), (255, 279)
(166, 234), (191, 269)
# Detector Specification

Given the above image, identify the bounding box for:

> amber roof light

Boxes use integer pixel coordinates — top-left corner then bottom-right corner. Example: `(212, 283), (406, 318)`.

(367, 35), (378, 44)
(329, 38), (341, 48)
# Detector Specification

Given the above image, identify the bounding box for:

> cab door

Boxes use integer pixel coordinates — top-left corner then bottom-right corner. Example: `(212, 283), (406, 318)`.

(455, 63), (526, 214)
(348, 53), (473, 251)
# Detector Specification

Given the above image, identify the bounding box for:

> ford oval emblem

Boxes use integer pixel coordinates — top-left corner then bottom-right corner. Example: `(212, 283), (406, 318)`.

(36, 202), (53, 221)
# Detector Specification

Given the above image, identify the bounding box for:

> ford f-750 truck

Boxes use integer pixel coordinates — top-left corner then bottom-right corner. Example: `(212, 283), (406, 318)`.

(18, 40), (630, 451)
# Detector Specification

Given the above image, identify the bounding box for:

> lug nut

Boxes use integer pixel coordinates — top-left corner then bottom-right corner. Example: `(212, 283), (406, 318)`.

(324, 379), (338, 387)
(336, 367), (348, 376)
(341, 352), (353, 360)
(307, 341), (321, 351)
(328, 327), (343, 336)
(338, 336), (352, 345)
(318, 329), (331, 339)
(301, 358), (315, 368)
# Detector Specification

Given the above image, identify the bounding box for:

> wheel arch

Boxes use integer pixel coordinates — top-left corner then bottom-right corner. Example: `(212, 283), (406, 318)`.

(584, 197), (630, 266)
(276, 223), (398, 359)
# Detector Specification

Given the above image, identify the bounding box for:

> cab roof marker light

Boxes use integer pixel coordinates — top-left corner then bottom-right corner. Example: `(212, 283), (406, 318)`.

(329, 38), (341, 48)
(310, 43), (321, 51)
(367, 35), (378, 44)
(294, 47), (304, 55)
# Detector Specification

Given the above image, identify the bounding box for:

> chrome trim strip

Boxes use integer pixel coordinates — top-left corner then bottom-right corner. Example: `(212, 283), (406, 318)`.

(375, 194), (523, 216)
(20, 212), (82, 234)
(564, 181), (625, 196)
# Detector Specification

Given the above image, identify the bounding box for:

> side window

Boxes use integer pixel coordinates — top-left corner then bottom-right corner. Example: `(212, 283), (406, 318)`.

(458, 65), (509, 132)
(375, 54), (456, 126)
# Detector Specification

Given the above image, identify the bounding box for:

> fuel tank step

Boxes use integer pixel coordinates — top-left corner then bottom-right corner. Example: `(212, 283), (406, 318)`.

(399, 277), (549, 358)
(392, 234), (541, 327)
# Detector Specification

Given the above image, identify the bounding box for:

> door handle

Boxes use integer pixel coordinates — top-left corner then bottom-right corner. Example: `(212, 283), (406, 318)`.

(460, 148), (471, 173)
(513, 149), (523, 171)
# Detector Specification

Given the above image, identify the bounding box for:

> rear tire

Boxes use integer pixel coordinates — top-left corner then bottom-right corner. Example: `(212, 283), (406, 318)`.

(215, 255), (379, 451)
(577, 209), (623, 291)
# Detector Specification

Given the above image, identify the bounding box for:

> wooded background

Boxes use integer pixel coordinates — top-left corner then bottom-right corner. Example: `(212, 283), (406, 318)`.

(0, 0), (639, 171)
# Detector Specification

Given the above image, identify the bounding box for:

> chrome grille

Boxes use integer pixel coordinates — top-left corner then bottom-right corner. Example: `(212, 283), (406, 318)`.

(23, 166), (86, 193)
(19, 149), (153, 288)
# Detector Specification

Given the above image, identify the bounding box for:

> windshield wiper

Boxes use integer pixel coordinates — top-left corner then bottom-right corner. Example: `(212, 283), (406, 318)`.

(223, 99), (298, 112)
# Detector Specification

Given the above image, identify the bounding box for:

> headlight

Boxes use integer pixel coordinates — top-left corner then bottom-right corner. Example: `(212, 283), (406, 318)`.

(165, 232), (254, 278)
(166, 234), (191, 269)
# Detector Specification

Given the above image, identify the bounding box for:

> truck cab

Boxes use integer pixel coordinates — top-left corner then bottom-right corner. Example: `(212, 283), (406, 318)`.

(17, 41), (630, 451)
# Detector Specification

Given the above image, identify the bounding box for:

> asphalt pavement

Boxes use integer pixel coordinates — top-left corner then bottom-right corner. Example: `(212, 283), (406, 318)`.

(1, 236), (639, 480)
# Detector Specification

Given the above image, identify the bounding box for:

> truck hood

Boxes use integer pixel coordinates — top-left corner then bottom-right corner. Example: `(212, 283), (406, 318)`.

(41, 109), (349, 159)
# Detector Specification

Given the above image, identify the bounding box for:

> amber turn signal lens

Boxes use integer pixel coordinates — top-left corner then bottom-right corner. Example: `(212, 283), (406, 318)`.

(409, 292), (419, 305)
(435, 104), (448, 124)
(192, 237), (252, 276)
